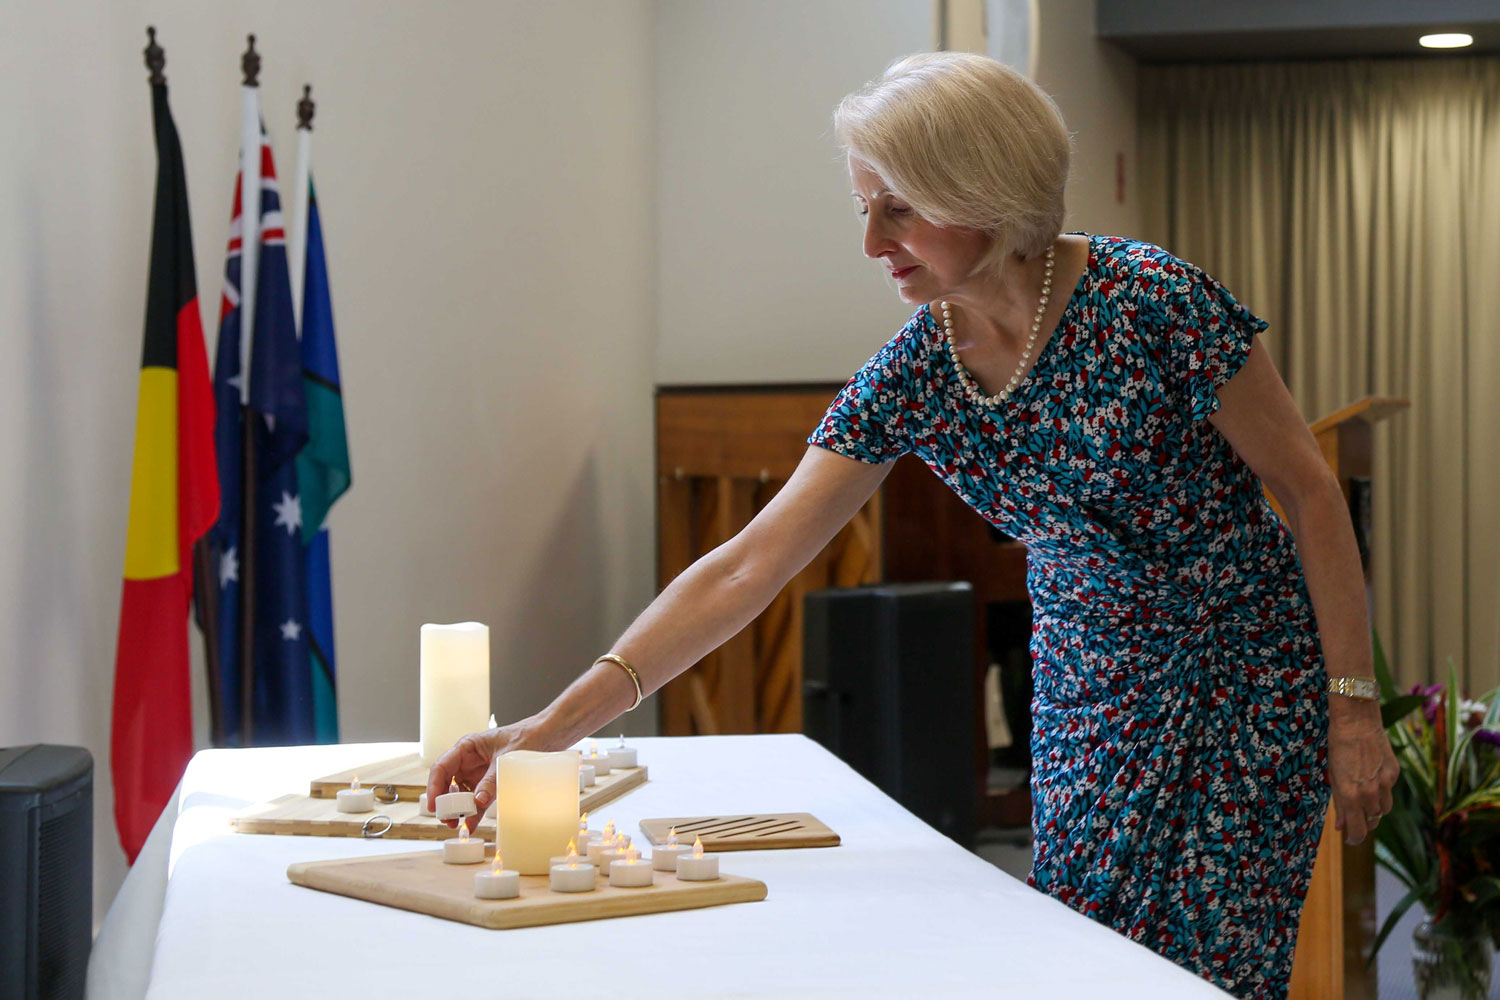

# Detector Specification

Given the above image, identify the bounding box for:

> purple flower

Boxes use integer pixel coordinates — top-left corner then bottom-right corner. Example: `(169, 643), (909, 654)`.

(1411, 683), (1445, 725)
(1475, 728), (1500, 749)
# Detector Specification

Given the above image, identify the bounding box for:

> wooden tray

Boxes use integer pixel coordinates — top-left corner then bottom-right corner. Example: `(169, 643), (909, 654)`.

(287, 845), (767, 929)
(232, 795), (494, 841)
(639, 812), (839, 851)
(308, 753), (647, 814)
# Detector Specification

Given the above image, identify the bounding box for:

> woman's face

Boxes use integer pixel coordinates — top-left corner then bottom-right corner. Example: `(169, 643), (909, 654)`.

(849, 158), (992, 305)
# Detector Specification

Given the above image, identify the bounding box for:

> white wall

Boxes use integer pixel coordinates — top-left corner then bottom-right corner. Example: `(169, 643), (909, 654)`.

(653, 0), (1139, 387)
(1, 0), (658, 925)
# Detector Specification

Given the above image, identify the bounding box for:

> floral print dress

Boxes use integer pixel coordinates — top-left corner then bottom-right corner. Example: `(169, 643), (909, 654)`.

(808, 233), (1330, 1000)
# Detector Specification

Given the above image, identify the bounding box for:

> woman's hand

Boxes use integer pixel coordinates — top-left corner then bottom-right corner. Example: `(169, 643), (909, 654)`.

(425, 717), (549, 827)
(1326, 698), (1398, 845)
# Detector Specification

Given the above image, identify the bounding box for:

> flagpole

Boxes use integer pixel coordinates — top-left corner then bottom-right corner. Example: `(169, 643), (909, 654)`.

(239, 35), (261, 743)
(290, 85), (314, 328)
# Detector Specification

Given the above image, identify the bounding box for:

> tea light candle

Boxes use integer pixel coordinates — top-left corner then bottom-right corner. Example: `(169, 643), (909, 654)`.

(579, 764), (595, 789)
(549, 844), (596, 893)
(609, 846), (653, 887)
(417, 792), (435, 816)
(652, 826), (692, 872)
(598, 834), (632, 872)
(474, 852), (520, 899)
(577, 814), (599, 845)
(582, 741), (611, 776)
(435, 777), (476, 821)
(335, 776), (375, 813)
(550, 839), (589, 870)
(419, 622), (490, 764)
(675, 836), (719, 881)
(605, 734), (638, 770)
(443, 818), (486, 864)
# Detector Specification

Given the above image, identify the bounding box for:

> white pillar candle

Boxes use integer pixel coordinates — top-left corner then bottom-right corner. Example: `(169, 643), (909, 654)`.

(582, 741), (612, 776)
(675, 836), (720, 881)
(443, 820), (486, 865)
(435, 777), (477, 821)
(417, 792), (436, 817)
(579, 764), (595, 789)
(609, 847), (653, 887)
(495, 750), (580, 874)
(474, 853), (520, 899)
(335, 776), (375, 813)
(651, 826), (692, 872)
(605, 734), (638, 770)
(419, 622), (491, 764)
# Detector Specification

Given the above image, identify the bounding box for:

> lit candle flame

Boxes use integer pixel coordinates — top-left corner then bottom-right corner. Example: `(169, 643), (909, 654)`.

(579, 811), (588, 829)
(615, 833), (628, 849)
(449, 777), (459, 794)
(626, 846), (640, 865)
(589, 739), (599, 758)
(617, 733), (626, 748)
(693, 835), (704, 858)
(350, 775), (361, 790)
(492, 852), (504, 874)
(566, 838), (577, 856)
(566, 841), (579, 868)
(602, 819), (615, 840)
(458, 817), (470, 842)
(667, 826), (678, 847)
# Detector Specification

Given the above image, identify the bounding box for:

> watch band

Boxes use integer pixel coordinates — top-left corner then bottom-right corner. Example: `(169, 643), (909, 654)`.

(1327, 676), (1380, 702)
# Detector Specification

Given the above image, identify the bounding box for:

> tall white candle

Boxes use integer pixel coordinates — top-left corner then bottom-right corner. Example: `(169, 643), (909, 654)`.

(419, 622), (490, 764)
(494, 750), (580, 874)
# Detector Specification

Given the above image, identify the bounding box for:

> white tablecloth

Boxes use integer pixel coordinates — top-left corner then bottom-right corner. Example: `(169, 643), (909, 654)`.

(89, 735), (1228, 999)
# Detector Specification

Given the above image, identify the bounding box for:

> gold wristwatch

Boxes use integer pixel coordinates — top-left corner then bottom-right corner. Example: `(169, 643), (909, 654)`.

(1327, 676), (1379, 702)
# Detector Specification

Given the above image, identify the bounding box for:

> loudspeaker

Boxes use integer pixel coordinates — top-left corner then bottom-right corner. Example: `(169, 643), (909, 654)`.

(803, 582), (976, 846)
(0, 745), (93, 1000)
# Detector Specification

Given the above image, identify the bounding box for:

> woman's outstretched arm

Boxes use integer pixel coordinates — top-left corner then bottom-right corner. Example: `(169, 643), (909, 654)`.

(427, 445), (894, 816)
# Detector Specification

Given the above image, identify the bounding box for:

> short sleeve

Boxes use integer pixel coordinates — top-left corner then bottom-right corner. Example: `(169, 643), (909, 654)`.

(1138, 254), (1268, 422)
(806, 325), (917, 464)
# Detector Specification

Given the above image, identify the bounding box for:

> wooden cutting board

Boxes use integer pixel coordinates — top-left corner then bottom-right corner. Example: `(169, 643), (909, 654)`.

(638, 813), (840, 852)
(287, 845), (767, 929)
(307, 753), (647, 814)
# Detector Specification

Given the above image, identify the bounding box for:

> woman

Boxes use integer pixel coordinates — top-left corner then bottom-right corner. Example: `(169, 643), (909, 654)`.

(430, 52), (1397, 999)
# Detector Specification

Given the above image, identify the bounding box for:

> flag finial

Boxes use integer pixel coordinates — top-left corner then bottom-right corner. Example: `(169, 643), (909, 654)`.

(297, 84), (316, 132)
(241, 34), (260, 87)
(144, 27), (165, 86)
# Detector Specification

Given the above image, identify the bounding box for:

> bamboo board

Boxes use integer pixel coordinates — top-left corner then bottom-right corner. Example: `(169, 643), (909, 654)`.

(232, 795), (494, 841)
(286, 845), (767, 929)
(639, 813), (839, 851)
(307, 753), (647, 814)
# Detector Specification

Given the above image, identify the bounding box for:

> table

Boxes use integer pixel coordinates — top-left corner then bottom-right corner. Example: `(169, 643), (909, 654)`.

(88, 735), (1229, 999)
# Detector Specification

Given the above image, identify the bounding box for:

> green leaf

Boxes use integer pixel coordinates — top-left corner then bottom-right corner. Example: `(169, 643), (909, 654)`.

(1372, 629), (1398, 700)
(1382, 693), (1425, 729)
(1368, 886), (1425, 963)
(1447, 660), (1465, 800)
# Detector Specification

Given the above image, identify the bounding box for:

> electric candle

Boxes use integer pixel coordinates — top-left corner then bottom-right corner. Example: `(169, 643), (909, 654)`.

(442, 818), (485, 864)
(652, 825), (692, 872)
(577, 813), (599, 845)
(335, 776), (375, 813)
(551, 838), (590, 871)
(598, 833), (632, 873)
(579, 763), (595, 789)
(419, 622), (490, 764)
(674, 835), (720, 881)
(608, 846), (653, 887)
(549, 843), (596, 893)
(435, 777), (476, 821)
(495, 750), (580, 874)
(417, 792), (436, 817)
(605, 734), (638, 770)
(474, 851), (520, 899)
(582, 740), (611, 776)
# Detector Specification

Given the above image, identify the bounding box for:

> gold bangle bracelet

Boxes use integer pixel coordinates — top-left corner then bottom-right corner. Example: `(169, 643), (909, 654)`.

(595, 653), (643, 712)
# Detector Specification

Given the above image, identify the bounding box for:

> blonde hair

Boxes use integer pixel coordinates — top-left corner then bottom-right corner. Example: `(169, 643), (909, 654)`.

(834, 52), (1070, 271)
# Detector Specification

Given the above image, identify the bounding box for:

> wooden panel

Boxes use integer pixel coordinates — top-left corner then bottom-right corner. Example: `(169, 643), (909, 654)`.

(309, 754), (648, 814)
(235, 794), (488, 841)
(656, 388), (835, 480)
(638, 813), (840, 852)
(287, 846), (767, 930)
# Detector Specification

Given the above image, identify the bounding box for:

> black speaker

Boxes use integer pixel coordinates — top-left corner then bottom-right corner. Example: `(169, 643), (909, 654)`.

(803, 582), (976, 846)
(0, 745), (93, 1000)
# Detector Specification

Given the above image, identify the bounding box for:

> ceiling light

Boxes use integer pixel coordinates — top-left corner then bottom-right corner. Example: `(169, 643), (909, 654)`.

(1419, 33), (1474, 49)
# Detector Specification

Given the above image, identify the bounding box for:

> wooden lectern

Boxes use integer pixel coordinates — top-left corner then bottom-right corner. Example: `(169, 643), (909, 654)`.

(1284, 396), (1408, 1000)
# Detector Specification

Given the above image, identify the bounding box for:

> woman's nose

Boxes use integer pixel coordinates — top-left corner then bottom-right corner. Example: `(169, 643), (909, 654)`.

(863, 217), (894, 259)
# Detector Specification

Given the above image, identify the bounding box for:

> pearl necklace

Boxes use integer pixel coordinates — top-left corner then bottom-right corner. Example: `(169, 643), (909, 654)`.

(942, 243), (1055, 406)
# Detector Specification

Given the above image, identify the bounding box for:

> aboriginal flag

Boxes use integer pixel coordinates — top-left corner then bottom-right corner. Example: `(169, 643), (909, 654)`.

(111, 80), (219, 862)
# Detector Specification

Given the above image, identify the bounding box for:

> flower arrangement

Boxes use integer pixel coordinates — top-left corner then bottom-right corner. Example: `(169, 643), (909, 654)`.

(1370, 636), (1500, 972)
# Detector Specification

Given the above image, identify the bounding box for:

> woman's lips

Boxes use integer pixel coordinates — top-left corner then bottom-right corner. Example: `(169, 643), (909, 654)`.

(890, 265), (919, 280)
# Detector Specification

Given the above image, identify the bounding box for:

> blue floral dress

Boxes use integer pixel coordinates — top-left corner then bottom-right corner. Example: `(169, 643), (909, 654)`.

(808, 234), (1330, 1000)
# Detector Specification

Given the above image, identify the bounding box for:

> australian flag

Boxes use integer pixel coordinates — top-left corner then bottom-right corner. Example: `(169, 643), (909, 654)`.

(209, 121), (315, 746)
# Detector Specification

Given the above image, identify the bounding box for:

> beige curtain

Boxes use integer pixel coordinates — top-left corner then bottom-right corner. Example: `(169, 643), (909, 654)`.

(1138, 58), (1500, 696)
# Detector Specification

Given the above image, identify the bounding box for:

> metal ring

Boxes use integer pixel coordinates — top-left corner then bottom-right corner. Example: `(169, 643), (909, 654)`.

(361, 814), (393, 838)
(373, 784), (400, 804)
(1364, 813), (1382, 823)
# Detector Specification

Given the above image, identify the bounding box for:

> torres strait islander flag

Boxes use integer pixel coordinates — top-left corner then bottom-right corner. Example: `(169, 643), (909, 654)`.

(111, 78), (219, 862)
(211, 118), (315, 746)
